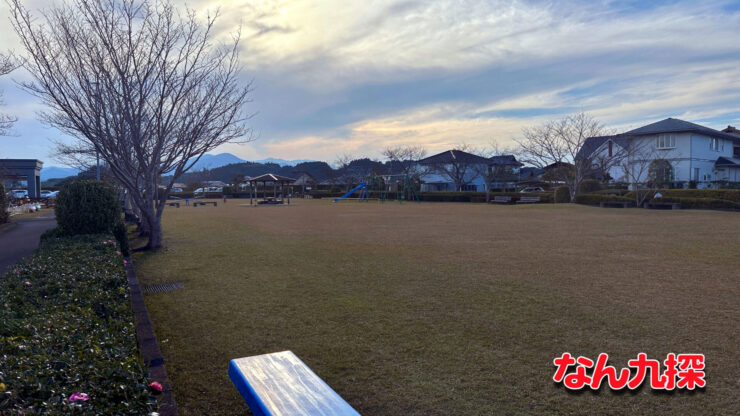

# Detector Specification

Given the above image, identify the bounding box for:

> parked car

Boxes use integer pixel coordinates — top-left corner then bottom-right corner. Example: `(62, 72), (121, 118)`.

(11, 189), (28, 199)
(40, 190), (53, 197)
(194, 187), (223, 194)
(171, 188), (184, 193)
(519, 187), (545, 193)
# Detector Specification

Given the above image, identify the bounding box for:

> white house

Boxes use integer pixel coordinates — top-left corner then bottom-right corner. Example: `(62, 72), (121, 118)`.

(579, 118), (740, 188)
(416, 150), (490, 191)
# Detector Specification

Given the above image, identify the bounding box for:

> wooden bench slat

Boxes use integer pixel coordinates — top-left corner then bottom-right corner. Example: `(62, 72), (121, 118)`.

(229, 351), (360, 416)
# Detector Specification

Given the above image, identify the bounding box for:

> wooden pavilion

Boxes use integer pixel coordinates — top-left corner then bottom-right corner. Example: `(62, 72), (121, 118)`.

(246, 173), (296, 205)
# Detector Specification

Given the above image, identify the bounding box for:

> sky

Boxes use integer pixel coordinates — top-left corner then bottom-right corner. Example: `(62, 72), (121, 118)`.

(1, 0), (740, 165)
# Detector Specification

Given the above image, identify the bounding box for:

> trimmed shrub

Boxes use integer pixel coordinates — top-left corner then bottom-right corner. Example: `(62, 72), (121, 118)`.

(113, 221), (131, 257)
(554, 186), (571, 203)
(650, 197), (740, 210)
(0, 234), (156, 414)
(593, 188), (630, 196)
(575, 193), (633, 205)
(624, 189), (740, 203)
(55, 180), (120, 235)
(0, 183), (8, 224)
(578, 179), (603, 194)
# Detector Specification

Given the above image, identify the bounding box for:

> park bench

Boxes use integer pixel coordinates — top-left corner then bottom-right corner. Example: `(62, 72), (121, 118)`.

(599, 201), (633, 208)
(516, 196), (541, 204)
(644, 202), (681, 210)
(166, 202), (180, 208)
(490, 196), (513, 204)
(229, 350), (360, 416)
(193, 201), (217, 207)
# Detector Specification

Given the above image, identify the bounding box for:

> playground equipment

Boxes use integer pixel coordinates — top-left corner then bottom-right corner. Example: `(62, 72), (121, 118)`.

(333, 173), (420, 204)
(333, 182), (367, 202)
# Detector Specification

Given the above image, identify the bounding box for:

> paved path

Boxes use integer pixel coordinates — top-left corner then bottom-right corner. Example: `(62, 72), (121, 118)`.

(0, 212), (57, 275)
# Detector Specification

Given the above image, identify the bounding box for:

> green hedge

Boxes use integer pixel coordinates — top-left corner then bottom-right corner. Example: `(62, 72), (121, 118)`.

(592, 188), (630, 196)
(578, 179), (603, 194)
(0, 234), (156, 414)
(308, 190), (553, 203)
(55, 180), (120, 235)
(0, 183), (8, 224)
(649, 196), (740, 210)
(622, 189), (740, 204)
(575, 193), (634, 205)
(554, 186), (571, 203)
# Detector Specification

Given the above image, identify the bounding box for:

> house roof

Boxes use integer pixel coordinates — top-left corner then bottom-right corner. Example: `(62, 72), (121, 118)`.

(580, 118), (740, 160)
(417, 149), (490, 165)
(624, 118), (740, 142)
(488, 155), (523, 166)
(247, 173), (296, 183)
(575, 135), (630, 160)
(715, 157), (740, 167)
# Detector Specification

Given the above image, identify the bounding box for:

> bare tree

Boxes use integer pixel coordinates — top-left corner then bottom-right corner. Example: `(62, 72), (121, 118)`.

(382, 145), (427, 176)
(621, 140), (671, 207)
(0, 53), (18, 136)
(9, 0), (254, 249)
(421, 144), (487, 191)
(516, 112), (609, 202)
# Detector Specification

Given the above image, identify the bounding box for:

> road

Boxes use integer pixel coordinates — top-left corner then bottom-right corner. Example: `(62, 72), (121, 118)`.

(0, 212), (57, 275)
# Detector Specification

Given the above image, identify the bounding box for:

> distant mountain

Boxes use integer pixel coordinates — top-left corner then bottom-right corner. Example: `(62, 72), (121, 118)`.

(186, 154), (314, 171)
(251, 158), (315, 166)
(189, 153), (246, 171)
(41, 166), (80, 180)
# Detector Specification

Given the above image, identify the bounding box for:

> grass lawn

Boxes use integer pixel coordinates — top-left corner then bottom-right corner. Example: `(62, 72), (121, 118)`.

(133, 199), (740, 415)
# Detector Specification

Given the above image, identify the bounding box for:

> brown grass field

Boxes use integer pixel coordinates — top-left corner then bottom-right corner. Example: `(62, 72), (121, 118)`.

(133, 199), (740, 415)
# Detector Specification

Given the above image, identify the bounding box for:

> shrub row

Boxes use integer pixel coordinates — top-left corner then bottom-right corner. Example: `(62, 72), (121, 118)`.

(575, 193), (634, 205)
(554, 186), (571, 203)
(635, 189), (740, 203)
(649, 196), (740, 210)
(0, 234), (156, 414)
(55, 180), (120, 235)
(0, 183), (8, 224)
(307, 190), (554, 203)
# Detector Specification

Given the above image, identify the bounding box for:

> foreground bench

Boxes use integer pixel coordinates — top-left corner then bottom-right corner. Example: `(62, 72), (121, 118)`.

(229, 351), (360, 416)
(193, 201), (217, 207)
(599, 201), (633, 208)
(517, 196), (541, 204)
(490, 196), (512, 204)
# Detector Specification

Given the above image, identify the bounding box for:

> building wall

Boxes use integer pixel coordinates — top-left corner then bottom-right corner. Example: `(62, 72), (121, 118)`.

(419, 164), (488, 191)
(587, 131), (739, 187)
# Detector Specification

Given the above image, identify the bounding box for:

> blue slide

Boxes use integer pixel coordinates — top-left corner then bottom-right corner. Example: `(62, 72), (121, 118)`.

(333, 182), (367, 202)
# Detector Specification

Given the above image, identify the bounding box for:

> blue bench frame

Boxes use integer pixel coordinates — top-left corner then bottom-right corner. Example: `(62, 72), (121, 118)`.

(229, 350), (360, 416)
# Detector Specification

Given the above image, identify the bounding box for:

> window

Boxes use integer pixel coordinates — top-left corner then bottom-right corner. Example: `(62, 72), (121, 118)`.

(710, 138), (721, 151)
(461, 184), (477, 191)
(656, 134), (676, 149)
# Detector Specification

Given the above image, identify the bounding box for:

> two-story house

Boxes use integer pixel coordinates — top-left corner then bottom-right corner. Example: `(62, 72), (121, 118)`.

(579, 118), (740, 188)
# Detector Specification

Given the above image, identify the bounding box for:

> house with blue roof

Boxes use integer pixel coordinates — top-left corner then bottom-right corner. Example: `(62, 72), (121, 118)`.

(578, 118), (740, 188)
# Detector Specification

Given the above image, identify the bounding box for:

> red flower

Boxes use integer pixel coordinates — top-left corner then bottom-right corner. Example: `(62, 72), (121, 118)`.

(149, 381), (163, 393)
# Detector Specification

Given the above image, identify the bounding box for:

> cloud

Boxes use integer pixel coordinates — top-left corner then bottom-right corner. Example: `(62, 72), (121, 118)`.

(1, 0), (740, 163)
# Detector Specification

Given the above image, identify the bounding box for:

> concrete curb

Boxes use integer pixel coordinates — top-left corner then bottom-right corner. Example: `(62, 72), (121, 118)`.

(125, 259), (179, 416)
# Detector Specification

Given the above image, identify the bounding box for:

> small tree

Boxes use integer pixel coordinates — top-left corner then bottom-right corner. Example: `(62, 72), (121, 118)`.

(9, 0), (254, 249)
(516, 113), (609, 202)
(621, 140), (668, 206)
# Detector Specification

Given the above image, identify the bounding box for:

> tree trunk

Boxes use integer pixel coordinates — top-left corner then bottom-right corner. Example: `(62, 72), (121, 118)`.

(146, 217), (163, 250)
